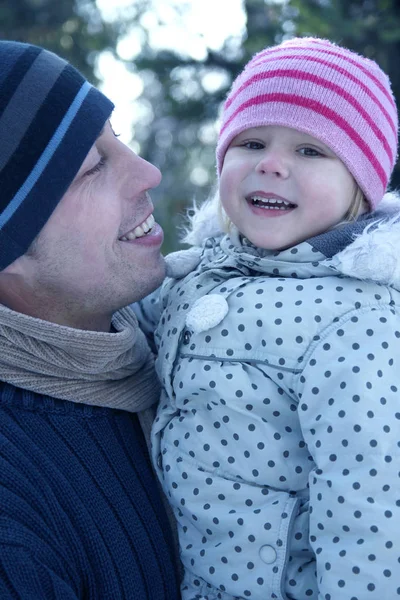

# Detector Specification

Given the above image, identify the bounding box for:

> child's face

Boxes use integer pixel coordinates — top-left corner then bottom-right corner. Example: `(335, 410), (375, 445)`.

(220, 125), (360, 250)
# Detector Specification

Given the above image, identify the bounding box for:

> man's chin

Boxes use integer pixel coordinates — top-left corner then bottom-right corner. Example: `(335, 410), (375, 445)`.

(124, 258), (167, 308)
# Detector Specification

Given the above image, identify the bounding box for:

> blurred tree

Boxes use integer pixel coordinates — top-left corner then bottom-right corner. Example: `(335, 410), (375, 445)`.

(127, 0), (400, 252)
(0, 0), (122, 82)
(2, 0), (399, 252)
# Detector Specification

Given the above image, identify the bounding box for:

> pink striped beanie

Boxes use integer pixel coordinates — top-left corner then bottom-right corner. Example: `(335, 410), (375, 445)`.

(216, 37), (399, 210)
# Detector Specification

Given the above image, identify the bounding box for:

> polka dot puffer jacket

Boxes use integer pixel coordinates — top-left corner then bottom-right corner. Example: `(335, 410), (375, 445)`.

(136, 197), (400, 600)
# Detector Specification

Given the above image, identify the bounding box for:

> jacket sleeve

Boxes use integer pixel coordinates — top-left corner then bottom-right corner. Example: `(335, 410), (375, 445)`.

(133, 246), (203, 351)
(296, 307), (400, 598)
(131, 286), (163, 352)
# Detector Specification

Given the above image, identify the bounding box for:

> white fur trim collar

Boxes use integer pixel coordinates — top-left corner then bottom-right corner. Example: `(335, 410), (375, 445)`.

(332, 213), (400, 288)
(177, 192), (400, 289)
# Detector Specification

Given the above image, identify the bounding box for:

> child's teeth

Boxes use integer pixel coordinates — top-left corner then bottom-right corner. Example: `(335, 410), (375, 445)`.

(251, 196), (293, 209)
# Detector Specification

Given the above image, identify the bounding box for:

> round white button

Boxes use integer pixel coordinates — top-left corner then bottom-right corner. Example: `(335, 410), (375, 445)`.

(259, 544), (277, 564)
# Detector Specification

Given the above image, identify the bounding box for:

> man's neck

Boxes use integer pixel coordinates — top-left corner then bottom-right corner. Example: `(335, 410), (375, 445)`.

(0, 272), (113, 332)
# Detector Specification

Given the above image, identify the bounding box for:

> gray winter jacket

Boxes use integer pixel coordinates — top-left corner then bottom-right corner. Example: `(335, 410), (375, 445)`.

(137, 194), (400, 600)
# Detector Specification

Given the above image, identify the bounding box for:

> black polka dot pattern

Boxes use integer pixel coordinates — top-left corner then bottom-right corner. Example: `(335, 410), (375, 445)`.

(144, 236), (400, 599)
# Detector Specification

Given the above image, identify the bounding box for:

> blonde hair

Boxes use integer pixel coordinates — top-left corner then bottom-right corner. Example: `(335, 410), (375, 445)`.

(217, 197), (232, 233)
(341, 184), (368, 222)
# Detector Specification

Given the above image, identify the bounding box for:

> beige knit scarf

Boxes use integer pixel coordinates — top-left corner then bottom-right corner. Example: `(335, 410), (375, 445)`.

(0, 303), (159, 412)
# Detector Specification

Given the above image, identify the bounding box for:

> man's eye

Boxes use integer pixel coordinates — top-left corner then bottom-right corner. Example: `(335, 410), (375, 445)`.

(110, 124), (120, 138)
(85, 156), (106, 176)
(298, 147), (323, 157)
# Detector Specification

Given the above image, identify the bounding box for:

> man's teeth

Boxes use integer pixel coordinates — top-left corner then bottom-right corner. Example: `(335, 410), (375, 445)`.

(250, 196), (294, 209)
(120, 214), (155, 241)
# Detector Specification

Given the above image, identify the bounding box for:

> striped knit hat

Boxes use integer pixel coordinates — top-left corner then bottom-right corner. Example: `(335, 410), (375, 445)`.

(0, 41), (114, 270)
(216, 37), (399, 210)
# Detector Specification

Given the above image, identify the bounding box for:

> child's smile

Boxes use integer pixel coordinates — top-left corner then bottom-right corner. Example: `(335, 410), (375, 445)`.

(220, 125), (359, 250)
(246, 192), (297, 216)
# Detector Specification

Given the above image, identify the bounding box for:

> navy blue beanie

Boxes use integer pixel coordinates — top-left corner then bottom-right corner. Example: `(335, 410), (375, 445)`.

(0, 41), (114, 269)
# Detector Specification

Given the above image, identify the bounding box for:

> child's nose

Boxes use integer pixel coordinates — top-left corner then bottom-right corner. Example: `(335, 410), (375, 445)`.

(255, 150), (290, 178)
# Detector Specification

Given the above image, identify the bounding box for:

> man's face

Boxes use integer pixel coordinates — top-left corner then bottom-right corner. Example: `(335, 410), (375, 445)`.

(21, 122), (166, 320)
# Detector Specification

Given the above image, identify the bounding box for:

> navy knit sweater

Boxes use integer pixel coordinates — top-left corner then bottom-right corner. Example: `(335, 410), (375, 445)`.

(0, 381), (180, 599)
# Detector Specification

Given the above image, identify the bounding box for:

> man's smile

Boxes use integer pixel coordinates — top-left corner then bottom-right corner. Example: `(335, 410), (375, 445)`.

(119, 214), (155, 240)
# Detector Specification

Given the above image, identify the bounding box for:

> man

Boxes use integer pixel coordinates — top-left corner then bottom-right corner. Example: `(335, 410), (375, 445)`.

(0, 41), (179, 598)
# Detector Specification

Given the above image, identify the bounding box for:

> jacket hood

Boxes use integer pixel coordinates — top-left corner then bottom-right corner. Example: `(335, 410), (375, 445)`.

(176, 191), (400, 290)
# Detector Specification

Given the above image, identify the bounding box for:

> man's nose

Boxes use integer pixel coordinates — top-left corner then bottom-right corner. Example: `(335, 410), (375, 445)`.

(120, 139), (162, 191)
(132, 154), (162, 189)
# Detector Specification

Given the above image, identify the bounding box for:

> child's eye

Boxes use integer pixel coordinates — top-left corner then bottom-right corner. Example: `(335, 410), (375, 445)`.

(242, 141), (264, 150)
(84, 156), (106, 176)
(298, 146), (324, 157)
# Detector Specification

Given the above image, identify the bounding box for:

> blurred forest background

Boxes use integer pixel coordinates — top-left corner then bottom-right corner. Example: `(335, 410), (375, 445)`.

(2, 0), (400, 252)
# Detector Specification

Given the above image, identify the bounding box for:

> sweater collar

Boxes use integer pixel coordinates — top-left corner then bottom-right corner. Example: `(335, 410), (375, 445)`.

(0, 304), (159, 412)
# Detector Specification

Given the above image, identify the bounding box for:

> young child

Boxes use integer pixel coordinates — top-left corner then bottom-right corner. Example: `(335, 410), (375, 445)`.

(139, 37), (400, 599)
